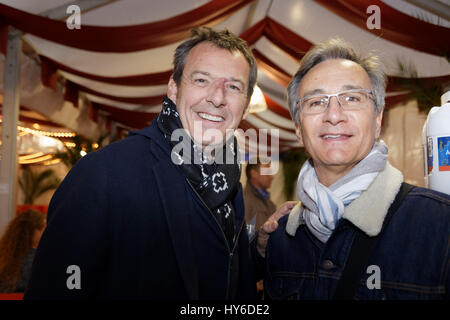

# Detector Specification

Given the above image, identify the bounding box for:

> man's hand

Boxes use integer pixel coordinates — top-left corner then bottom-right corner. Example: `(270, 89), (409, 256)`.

(256, 201), (298, 257)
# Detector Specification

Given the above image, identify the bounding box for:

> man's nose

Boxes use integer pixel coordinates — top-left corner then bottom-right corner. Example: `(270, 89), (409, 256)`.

(323, 95), (347, 124)
(206, 78), (226, 107)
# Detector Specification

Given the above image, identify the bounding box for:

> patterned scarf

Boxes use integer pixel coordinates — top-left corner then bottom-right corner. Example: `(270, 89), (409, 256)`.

(157, 96), (241, 249)
(297, 141), (388, 242)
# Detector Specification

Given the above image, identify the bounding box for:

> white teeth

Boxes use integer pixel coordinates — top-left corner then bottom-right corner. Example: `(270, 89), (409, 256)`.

(198, 112), (224, 122)
(323, 134), (342, 139)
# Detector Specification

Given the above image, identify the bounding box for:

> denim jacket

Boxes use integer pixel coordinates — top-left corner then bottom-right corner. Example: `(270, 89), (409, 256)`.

(264, 163), (450, 300)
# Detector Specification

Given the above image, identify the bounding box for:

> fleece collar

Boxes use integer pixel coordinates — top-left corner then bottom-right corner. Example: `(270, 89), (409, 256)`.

(286, 162), (404, 237)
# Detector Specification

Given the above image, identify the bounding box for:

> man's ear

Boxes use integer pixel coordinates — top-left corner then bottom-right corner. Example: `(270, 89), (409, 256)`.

(375, 109), (384, 139)
(167, 76), (178, 103)
(294, 123), (304, 147)
(242, 102), (250, 120)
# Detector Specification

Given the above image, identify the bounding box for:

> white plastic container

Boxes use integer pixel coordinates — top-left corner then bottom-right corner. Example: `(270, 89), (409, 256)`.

(423, 91), (450, 195)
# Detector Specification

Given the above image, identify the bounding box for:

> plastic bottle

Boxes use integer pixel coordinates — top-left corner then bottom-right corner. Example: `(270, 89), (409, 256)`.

(423, 91), (450, 195)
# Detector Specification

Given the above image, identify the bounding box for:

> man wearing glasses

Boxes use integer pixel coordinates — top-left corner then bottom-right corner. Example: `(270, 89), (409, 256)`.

(256, 38), (450, 300)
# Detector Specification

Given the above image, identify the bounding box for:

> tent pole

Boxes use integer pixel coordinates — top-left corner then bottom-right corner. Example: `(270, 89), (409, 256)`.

(0, 27), (21, 234)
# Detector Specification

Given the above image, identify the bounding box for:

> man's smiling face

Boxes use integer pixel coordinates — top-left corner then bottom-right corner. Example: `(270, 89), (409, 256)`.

(167, 41), (250, 148)
(295, 59), (383, 185)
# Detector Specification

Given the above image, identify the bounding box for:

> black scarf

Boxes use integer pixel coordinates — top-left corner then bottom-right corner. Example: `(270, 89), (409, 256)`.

(157, 96), (241, 249)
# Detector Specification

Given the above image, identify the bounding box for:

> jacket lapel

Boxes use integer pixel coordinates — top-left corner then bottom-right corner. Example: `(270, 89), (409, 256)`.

(140, 119), (199, 299)
(233, 184), (246, 238)
(153, 160), (199, 299)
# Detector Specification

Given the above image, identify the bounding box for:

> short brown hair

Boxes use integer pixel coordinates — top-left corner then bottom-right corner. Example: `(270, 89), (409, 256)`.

(245, 157), (271, 180)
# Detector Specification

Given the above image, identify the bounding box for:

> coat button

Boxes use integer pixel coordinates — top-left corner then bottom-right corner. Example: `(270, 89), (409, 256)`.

(322, 259), (336, 270)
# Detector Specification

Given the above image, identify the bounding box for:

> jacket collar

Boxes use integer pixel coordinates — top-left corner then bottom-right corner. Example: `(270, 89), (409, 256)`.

(246, 181), (270, 200)
(286, 162), (404, 237)
(343, 162), (403, 236)
(129, 119), (172, 156)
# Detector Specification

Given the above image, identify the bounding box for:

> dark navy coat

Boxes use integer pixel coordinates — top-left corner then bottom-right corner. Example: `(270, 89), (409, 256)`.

(24, 120), (256, 300)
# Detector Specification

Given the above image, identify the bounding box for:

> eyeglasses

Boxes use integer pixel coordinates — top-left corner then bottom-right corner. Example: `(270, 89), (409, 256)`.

(296, 89), (374, 115)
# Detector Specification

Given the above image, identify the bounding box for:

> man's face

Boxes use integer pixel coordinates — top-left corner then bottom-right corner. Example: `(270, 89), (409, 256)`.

(251, 163), (274, 190)
(295, 59), (383, 184)
(167, 42), (250, 148)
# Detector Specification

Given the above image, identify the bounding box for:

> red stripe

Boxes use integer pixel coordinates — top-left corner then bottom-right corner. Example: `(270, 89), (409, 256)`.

(253, 49), (291, 87)
(263, 93), (293, 119)
(314, 0), (450, 57)
(0, 293), (23, 300)
(92, 102), (158, 129)
(75, 82), (165, 105)
(0, 0), (253, 52)
(40, 55), (172, 87)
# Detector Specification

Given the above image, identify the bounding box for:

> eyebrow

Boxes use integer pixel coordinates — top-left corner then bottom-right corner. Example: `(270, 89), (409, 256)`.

(342, 84), (364, 91)
(301, 85), (365, 98)
(301, 89), (324, 97)
(190, 71), (245, 86)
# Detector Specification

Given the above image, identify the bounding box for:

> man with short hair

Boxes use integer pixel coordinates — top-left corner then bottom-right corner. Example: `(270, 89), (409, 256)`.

(243, 157), (276, 300)
(24, 27), (259, 300)
(258, 38), (450, 300)
(244, 158), (276, 240)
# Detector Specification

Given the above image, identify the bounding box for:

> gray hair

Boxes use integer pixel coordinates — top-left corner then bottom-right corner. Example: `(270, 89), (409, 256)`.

(172, 27), (257, 102)
(287, 38), (387, 124)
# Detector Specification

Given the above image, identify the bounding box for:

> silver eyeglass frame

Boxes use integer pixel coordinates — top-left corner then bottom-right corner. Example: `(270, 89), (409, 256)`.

(295, 89), (374, 115)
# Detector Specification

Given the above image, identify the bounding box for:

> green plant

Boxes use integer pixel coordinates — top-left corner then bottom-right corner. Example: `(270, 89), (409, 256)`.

(55, 134), (107, 169)
(18, 166), (61, 204)
(280, 148), (309, 200)
(395, 59), (444, 114)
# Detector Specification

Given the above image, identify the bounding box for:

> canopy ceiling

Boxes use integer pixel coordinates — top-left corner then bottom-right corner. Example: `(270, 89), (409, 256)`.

(0, 0), (449, 154)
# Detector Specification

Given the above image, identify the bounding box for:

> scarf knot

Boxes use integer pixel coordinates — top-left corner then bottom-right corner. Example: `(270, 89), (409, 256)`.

(297, 141), (388, 242)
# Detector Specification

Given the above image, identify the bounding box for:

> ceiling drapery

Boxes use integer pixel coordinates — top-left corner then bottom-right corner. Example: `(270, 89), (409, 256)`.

(314, 0), (450, 57)
(0, 0), (449, 154)
(0, 0), (253, 52)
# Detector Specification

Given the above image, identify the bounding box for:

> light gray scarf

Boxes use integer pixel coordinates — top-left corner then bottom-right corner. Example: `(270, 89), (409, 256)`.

(297, 141), (388, 242)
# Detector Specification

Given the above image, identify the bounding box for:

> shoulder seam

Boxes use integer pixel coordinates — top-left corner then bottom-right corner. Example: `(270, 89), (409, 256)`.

(408, 188), (450, 206)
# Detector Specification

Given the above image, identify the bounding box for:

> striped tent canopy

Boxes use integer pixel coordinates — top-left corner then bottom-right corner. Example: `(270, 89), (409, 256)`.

(1, 0), (449, 155)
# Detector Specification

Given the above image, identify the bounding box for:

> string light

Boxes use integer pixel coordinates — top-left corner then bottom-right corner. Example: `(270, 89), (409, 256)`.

(64, 142), (76, 148)
(0, 120), (81, 165)
(20, 154), (54, 164)
(19, 152), (44, 161)
(0, 119), (76, 138)
(42, 158), (62, 166)
(18, 126), (76, 138)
